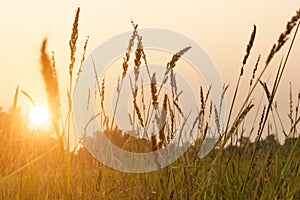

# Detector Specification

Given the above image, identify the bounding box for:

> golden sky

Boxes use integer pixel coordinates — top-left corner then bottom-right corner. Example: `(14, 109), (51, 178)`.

(0, 0), (300, 131)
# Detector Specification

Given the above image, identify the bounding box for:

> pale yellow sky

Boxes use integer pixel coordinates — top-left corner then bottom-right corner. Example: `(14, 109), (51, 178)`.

(0, 1), (300, 138)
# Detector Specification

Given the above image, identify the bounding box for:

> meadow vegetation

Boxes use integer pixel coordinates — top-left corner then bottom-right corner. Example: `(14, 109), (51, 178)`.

(1, 7), (300, 199)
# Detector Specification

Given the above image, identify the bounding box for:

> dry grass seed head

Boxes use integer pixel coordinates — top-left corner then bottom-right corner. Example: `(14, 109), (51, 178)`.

(266, 9), (300, 65)
(133, 98), (144, 127)
(140, 79), (146, 113)
(220, 84), (229, 114)
(250, 55), (261, 87)
(77, 36), (89, 77)
(100, 78), (106, 112)
(129, 75), (144, 127)
(151, 73), (158, 108)
(256, 106), (266, 138)
(160, 94), (168, 127)
(209, 100), (213, 120)
(134, 35), (143, 83)
(167, 46), (191, 69)
(200, 86), (205, 110)
(214, 105), (220, 135)
(69, 7), (80, 77)
(242, 25), (256, 66)
(158, 127), (166, 149)
(122, 20), (139, 78)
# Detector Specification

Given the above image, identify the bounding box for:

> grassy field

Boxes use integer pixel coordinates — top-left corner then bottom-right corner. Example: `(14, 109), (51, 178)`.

(1, 7), (300, 200)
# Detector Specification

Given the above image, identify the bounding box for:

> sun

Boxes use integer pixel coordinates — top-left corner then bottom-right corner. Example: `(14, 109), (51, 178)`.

(29, 105), (49, 126)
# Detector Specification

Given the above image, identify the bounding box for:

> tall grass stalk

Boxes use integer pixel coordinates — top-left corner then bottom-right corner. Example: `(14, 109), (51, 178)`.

(216, 26), (256, 197)
(271, 20), (300, 197)
(66, 7), (80, 199)
(224, 25), (256, 137)
(110, 21), (138, 130)
(240, 15), (300, 197)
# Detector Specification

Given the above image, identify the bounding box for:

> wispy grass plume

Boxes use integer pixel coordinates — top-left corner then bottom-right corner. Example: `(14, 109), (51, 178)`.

(40, 39), (62, 146)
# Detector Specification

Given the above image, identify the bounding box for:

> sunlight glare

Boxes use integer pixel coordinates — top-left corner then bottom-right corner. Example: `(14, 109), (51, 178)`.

(29, 105), (49, 126)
